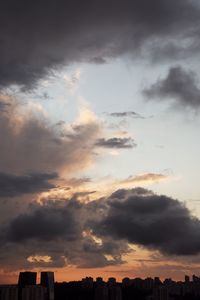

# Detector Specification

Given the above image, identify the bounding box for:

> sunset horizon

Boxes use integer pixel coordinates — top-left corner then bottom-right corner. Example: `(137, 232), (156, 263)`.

(1, 1), (200, 297)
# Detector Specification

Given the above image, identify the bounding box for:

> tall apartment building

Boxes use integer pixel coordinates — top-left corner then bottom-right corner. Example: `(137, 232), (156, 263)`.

(18, 273), (37, 288)
(40, 272), (54, 300)
(18, 272), (37, 300)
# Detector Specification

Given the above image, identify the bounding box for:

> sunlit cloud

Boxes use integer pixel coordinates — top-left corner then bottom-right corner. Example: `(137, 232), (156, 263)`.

(117, 173), (169, 188)
(27, 255), (52, 263)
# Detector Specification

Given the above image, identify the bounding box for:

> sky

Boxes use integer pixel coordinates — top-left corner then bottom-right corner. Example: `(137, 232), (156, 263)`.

(1, 0), (200, 284)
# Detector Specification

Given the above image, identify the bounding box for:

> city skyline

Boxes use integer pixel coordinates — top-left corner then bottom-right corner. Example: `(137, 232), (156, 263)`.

(1, 271), (200, 300)
(3, 271), (200, 285)
(1, 0), (200, 285)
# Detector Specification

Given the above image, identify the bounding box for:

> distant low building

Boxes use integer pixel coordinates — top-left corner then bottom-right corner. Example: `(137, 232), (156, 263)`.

(82, 277), (94, 289)
(21, 286), (47, 300)
(95, 284), (108, 300)
(122, 277), (131, 287)
(0, 285), (18, 300)
(108, 285), (122, 300)
(153, 286), (169, 300)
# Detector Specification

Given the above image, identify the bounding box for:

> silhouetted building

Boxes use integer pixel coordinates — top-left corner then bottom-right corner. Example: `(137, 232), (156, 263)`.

(108, 285), (122, 300)
(21, 286), (47, 300)
(18, 272), (37, 288)
(153, 286), (169, 300)
(108, 278), (116, 287)
(95, 283), (108, 300)
(185, 275), (190, 283)
(144, 278), (154, 290)
(107, 278), (122, 300)
(154, 277), (162, 286)
(0, 285), (18, 300)
(192, 274), (199, 282)
(18, 272), (37, 300)
(40, 272), (54, 300)
(133, 278), (143, 289)
(96, 277), (104, 286)
(122, 278), (131, 287)
(12, 271), (200, 300)
(82, 277), (94, 289)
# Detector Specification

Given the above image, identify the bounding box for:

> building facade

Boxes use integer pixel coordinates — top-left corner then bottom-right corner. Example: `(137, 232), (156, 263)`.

(40, 272), (54, 300)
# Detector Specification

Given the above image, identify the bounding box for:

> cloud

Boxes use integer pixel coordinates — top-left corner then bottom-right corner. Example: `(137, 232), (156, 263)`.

(92, 188), (200, 256)
(143, 66), (200, 108)
(6, 200), (83, 243)
(63, 69), (82, 95)
(0, 0), (200, 89)
(93, 173), (169, 197)
(95, 137), (136, 149)
(0, 101), (11, 112)
(0, 199), (128, 270)
(109, 111), (144, 118)
(64, 177), (91, 188)
(0, 172), (57, 197)
(0, 95), (100, 174)
(116, 173), (168, 187)
(2, 188), (200, 271)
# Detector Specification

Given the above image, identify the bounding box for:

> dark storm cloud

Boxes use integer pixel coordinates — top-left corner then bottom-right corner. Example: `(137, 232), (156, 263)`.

(6, 200), (83, 242)
(143, 66), (200, 108)
(0, 0), (200, 88)
(0, 172), (57, 197)
(95, 137), (136, 149)
(109, 112), (144, 118)
(92, 188), (200, 256)
(2, 188), (200, 270)
(0, 198), (128, 269)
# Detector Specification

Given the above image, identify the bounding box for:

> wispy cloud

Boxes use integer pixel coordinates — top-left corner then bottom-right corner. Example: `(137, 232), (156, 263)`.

(63, 69), (82, 95)
(95, 137), (137, 149)
(117, 173), (169, 187)
(108, 111), (144, 118)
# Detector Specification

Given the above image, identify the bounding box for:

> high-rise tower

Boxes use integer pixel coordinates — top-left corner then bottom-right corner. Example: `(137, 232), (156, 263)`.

(18, 272), (37, 287)
(18, 272), (37, 300)
(40, 272), (54, 300)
